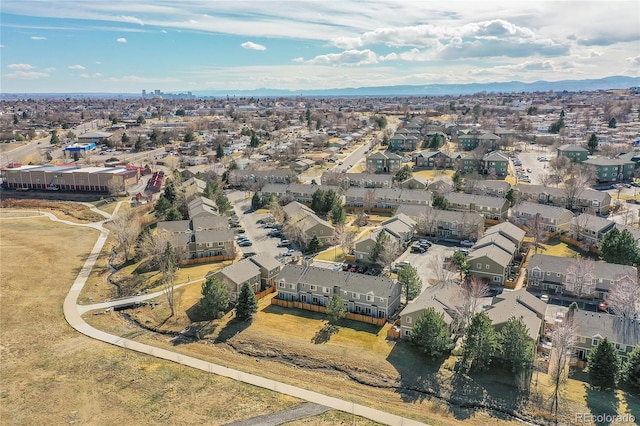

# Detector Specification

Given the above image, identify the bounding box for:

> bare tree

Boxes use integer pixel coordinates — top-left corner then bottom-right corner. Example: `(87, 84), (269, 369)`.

(159, 241), (180, 317)
(563, 257), (596, 301)
(268, 197), (285, 224)
(549, 316), (577, 420)
(379, 237), (401, 274)
(457, 277), (489, 328)
(563, 164), (596, 211)
(363, 188), (377, 214)
(607, 274), (640, 318)
(108, 210), (141, 262)
(427, 253), (455, 286)
(283, 214), (307, 250)
(524, 212), (548, 254)
(137, 229), (173, 268)
(107, 176), (125, 197)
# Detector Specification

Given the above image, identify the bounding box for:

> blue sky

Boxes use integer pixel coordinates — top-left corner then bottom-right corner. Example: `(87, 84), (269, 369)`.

(1, 0), (639, 93)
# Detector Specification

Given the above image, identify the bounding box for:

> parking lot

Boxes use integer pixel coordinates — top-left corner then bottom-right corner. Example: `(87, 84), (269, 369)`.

(228, 191), (293, 258)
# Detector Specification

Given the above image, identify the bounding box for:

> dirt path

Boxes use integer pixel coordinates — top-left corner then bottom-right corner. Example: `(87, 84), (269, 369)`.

(224, 402), (330, 426)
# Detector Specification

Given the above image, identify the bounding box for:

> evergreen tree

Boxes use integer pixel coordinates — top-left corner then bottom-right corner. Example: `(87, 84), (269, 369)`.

(308, 235), (321, 253)
(251, 192), (263, 211)
(216, 143), (224, 160)
(498, 317), (534, 373)
(250, 132), (259, 147)
(134, 136), (145, 152)
(621, 344), (640, 391)
(601, 228), (640, 266)
(451, 252), (470, 280)
(121, 132), (130, 145)
(165, 206), (183, 221)
(394, 165), (413, 182)
(370, 231), (389, 264)
(587, 133), (598, 154)
(199, 276), (230, 319)
(461, 312), (499, 371)
(236, 282), (258, 321)
(330, 203), (346, 225)
(608, 117), (617, 128)
(397, 265), (422, 302)
(163, 181), (177, 203)
(310, 189), (326, 214)
(587, 338), (620, 389)
(50, 130), (60, 145)
(432, 194), (449, 210)
(411, 307), (454, 359)
(326, 293), (347, 324)
(505, 188), (515, 206)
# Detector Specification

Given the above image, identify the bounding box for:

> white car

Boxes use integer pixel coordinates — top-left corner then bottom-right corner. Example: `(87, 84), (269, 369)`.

(460, 240), (474, 247)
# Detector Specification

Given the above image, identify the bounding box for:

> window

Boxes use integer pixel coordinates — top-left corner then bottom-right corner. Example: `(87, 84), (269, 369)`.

(310, 285), (316, 291)
(493, 276), (502, 282)
(352, 292), (359, 299)
(579, 337), (586, 344)
(367, 294), (373, 302)
(476, 263), (482, 269)
(592, 339), (599, 346)
(278, 280), (285, 288)
(406, 316), (412, 324)
(486, 264), (490, 270)
(323, 287), (331, 294)
(404, 330), (410, 336)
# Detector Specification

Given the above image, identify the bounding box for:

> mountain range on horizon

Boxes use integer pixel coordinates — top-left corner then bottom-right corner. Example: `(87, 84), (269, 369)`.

(3, 75), (639, 99)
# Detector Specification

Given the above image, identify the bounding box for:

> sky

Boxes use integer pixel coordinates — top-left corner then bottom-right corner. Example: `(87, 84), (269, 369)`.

(1, 0), (639, 93)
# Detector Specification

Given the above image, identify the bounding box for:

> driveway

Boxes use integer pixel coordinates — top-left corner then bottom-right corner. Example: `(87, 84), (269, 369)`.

(397, 240), (457, 293)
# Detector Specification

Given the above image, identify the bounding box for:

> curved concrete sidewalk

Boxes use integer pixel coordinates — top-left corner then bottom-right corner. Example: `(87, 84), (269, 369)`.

(10, 206), (427, 426)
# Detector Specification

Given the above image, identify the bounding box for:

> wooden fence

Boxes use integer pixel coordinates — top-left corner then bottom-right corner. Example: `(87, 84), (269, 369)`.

(256, 285), (276, 300)
(560, 235), (600, 254)
(270, 297), (387, 326)
(180, 254), (235, 265)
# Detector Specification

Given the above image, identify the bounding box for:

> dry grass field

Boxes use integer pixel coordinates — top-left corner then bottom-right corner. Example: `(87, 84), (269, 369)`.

(0, 216), (305, 425)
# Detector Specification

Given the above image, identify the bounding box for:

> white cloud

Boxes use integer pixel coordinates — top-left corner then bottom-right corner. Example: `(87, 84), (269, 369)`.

(68, 65), (86, 70)
(8, 63), (35, 70)
(628, 56), (640, 65)
(161, 29), (167, 34)
(117, 37), (127, 43)
(43, 67), (56, 72)
(30, 36), (47, 40)
(307, 49), (378, 66)
(5, 71), (49, 80)
(121, 15), (144, 26)
(95, 61), (101, 64)
(106, 75), (180, 83)
(241, 41), (266, 51)
(79, 72), (104, 78)
(379, 48), (430, 62)
(291, 57), (304, 63)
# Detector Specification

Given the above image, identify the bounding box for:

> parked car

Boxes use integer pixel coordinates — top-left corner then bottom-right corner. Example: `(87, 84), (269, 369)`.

(342, 263), (350, 271)
(418, 239), (432, 248)
(238, 240), (253, 247)
(526, 168), (532, 173)
(411, 244), (427, 253)
(333, 262), (342, 271)
(235, 228), (246, 233)
(455, 248), (469, 255)
(277, 239), (291, 247)
(460, 240), (474, 247)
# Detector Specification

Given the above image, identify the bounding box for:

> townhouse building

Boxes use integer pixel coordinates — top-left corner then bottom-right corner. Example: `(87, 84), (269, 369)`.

(527, 254), (637, 300)
(365, 152), (403, 173)
(583, 158), (635, 183)
(444, 192), (510, 220)
(345, 187), (432, 212)
(395, 204), (485, 242)
(572, 311), (640, 363)
(511, 201), (574, 233)
(320, 172), (393, 188)
(513, 184), (611, 215)
(275, 265), (402, 320)
(260, 183), (340, 206)
(557, 144), (589, 162)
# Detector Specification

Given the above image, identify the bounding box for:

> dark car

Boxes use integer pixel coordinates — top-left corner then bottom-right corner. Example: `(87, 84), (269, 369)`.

(349, 265), (358, 272)
(411, 244), (426, 253)
(342, 263), (350, 271)
(238, 240), (253, 247)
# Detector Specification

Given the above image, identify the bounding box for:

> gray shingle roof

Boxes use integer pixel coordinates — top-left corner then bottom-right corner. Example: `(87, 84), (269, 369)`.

(486, 290), (545, 340)
(484, 222), (526, 244)
(216, 258), (261, 285)
(399, 281), (461, 324)
(278, 265), (398, 298)
(248, 254), (283, 272)
(574, 310), (640, 347)
(468, 244), (512, 267)
(474, 233), (516, 256)
(445, 192), (508, 209)
(512, 201), (573, 220)
(528, 254), (637, 284)
(571, 214), (615, 233)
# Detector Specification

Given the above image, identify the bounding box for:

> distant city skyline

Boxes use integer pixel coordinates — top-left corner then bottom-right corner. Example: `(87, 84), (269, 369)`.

(1, 0), (639, 93)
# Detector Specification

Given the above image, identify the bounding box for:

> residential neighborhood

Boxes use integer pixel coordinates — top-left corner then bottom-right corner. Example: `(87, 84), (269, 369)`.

(2, 86), (640, 426)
